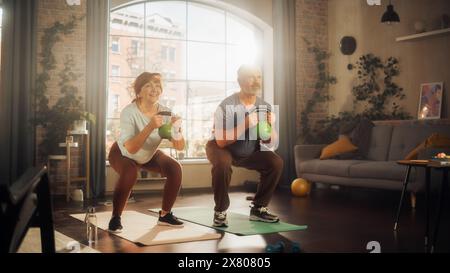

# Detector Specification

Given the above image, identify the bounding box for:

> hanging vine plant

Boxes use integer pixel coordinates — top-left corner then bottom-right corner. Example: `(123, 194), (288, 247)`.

(314, 54), (411, 144)
(34, 15), (93, 159)
(299, 47), (411, 144)
(299, 38), (337, 144)
(351, 54), (409, 119)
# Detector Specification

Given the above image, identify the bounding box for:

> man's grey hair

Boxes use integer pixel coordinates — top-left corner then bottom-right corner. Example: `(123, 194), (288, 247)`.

(237, 64), (260, 84)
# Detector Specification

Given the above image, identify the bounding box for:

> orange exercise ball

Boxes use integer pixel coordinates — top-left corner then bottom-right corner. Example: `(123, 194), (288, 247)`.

(291, 178), (311, 197)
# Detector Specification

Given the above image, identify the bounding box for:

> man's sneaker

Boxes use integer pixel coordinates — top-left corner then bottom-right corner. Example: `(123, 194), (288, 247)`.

(157, 211), (184, 227)
(249, 206), (279, 223)
(213, 211), (228, 227)
(108, 216), (123, 233)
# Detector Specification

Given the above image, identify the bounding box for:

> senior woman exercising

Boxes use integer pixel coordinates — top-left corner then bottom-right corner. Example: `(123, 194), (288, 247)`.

(107, 72), (185, 232)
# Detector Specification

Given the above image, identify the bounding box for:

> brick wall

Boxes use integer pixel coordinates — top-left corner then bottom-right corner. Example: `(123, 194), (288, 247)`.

(295, 0), (329, 137)
(36, 0), (87, 195)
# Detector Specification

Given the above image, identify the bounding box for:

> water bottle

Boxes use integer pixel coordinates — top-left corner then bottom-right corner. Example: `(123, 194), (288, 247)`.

(85, 206), (98, 245)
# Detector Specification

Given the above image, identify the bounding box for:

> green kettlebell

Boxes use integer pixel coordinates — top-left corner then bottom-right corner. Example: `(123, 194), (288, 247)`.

(158, 123), (172, 139)
(257, 120), (272, 140)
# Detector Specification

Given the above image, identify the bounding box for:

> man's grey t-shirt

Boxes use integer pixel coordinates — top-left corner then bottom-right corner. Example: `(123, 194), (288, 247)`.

(213, 93), (271, 158)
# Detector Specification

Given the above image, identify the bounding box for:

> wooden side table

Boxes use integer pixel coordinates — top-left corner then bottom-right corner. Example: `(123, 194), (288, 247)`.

(396, 159), (450, 252)
(395, 160), (431, 251)
(47, 131), (90, 202)
(48, 138), (79, 202)
(426, 161), (450, 253)
(67, 130), (90, 200)
(57, 136), (79, 202)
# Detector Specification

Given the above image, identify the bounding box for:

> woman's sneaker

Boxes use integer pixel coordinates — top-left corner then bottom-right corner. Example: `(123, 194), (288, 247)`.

(108, 216), (123, 233)
(213, 211), (228, 227)
(249, 206), (279, 223)
(157, 211), (184, 227)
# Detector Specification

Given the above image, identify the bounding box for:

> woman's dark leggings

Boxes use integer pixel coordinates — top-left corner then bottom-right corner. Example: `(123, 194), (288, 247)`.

(108, 142), (182, 217)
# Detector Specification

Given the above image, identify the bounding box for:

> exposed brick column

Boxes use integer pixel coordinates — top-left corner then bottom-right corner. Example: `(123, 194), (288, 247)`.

(36, 0), (87, 195)
(295, 0), (329, 137)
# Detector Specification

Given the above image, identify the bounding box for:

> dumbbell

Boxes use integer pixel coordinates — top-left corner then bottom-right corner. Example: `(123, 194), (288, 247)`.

(291, 242), (301, 253)
(157, 111), (173, 139)
(265, 241), (285, 253)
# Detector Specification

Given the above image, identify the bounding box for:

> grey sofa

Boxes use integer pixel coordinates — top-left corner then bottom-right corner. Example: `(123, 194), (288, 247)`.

(294, 119), (450, 207)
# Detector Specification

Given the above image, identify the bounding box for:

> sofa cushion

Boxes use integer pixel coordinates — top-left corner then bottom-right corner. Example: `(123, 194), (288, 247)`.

(319, 135), (358, 160)
(348, 118), (374, 159)
(367, 125), (393, 161)
(388, 125), (450, 161)
(299, 159), (365, 177)
(349, 161), (414, 181)
(337, 118), (374, 159)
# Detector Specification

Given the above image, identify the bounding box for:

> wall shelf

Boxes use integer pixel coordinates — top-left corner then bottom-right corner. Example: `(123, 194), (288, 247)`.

(396, 28), (450, 42)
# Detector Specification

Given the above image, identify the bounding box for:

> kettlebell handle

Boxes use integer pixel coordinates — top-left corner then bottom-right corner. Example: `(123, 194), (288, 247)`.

(249, 107), (272, 123)
(249, 107), (271, 114)
(157, 111), (173, 116)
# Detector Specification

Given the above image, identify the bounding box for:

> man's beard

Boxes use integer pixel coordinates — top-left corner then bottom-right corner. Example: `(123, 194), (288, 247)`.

(243, 86), (260, 95)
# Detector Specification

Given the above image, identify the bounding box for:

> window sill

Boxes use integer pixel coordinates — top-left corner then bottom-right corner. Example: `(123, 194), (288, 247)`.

(106, 158), (209, 167)
(178, 158), (209, 165)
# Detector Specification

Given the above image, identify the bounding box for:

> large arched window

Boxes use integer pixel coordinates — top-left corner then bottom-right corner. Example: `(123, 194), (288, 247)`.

(106, 0), (272, 159)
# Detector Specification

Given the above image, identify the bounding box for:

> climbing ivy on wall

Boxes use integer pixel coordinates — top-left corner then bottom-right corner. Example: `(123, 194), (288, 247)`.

(34, 15), (91, 158)
(299, 38), (337, 144)
(300, 44), (411, 144)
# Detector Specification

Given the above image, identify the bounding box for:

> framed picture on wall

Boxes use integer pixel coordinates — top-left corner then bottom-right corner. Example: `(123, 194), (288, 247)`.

(418, 82), (444, 120)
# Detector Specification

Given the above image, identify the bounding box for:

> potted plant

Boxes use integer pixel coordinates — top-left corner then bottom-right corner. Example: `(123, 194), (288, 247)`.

(73, 112), (96, 132)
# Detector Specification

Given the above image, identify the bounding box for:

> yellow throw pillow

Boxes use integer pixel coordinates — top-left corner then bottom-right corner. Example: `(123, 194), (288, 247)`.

(320, 135), (358, 160)
(405, 133), (450, 160)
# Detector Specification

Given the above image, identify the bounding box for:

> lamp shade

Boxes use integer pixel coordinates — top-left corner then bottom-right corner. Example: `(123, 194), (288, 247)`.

(381, 4), (400, 24)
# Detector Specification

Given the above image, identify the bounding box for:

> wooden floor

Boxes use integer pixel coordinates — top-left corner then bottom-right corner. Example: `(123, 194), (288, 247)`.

(52, 186), (450, 253)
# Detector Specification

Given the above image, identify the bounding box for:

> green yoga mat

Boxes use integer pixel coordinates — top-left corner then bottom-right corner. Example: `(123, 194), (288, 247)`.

(149, 207), (307, 236)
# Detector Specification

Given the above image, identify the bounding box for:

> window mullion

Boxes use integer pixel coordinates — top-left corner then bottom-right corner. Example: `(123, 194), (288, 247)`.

(224, 11), (227, 98)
